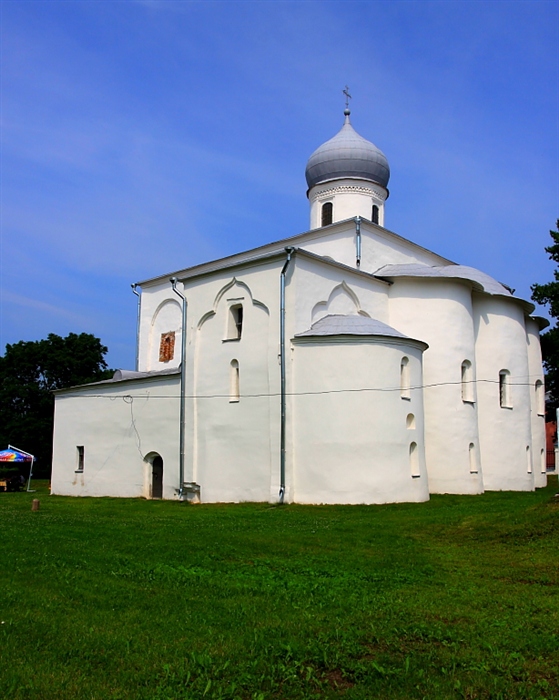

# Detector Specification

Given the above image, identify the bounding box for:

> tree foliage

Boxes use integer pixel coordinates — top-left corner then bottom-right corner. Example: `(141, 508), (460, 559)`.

(531, 219), (559, 416)
(0, 333), (113, 476)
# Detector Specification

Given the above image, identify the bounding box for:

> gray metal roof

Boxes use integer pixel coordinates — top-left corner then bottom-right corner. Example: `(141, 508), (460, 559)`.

(374, 263), (512, 296)
(295, 314), (408, 338)
(54, 366), (180, 393)
(305, 111), (390, 190)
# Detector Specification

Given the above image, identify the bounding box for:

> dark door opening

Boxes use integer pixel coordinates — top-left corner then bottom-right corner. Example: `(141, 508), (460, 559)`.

(152, 456), (163, 499)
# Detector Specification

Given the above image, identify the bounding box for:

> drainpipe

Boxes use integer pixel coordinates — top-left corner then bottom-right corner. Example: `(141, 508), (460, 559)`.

(170, 277), (187, 499)
(355, 216), (361, 269)
(279, 247), (295, 503)
(131, 284), (141, 371)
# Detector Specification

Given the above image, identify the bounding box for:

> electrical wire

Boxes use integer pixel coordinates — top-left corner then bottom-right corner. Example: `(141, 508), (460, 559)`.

(59, 377), (546, 401)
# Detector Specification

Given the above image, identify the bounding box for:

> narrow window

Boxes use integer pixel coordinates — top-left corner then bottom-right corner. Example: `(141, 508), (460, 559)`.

(321, 202), (333, 227)
(159, 331), (175, 362)
(535, 380), (544, 416)
(406, 413), (416, 429)
(526, 445), (532, 474)
(499, 370), (511, 408)
(469, 443), (478, 473)
(227, 305), (243, 340)
(372, 204), (379, 224)
(400, 357), (410, 400)
(461, 360), (474, 402)
(230, 360), (240, 402)
(541, 448), (546, 474)
(76, 446), (84, 472)
(410, 442), (420, 477)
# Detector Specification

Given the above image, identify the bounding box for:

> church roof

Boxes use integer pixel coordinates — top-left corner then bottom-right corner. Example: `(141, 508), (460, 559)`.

(296, 314), (409, 339)
(305, 111), (390, 190)
(374, 263), (512, 296)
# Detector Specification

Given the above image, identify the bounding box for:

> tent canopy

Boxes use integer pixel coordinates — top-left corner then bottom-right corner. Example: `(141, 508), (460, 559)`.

(0, 449), (34, 462)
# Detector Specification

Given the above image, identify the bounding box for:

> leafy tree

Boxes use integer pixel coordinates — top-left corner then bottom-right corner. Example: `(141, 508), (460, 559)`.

(0, 333), (113, 477)
(531, 219), (559, 417)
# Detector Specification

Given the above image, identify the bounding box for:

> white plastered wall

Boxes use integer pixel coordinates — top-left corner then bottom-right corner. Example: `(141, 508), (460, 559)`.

(51, 375), (180, 499)
(188, 267), (277, 503)
(291, 338), (429, 504)
(301, 220), (451, 274)
(473, 294), (534, 491)
(387, 278), (483, 494)
(291, 254), (390, 333)
(526, 317), (547, 487)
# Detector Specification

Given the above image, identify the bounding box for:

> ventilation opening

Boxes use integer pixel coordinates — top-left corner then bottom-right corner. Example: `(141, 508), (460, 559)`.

(410, 442), (420, 477)
(321, 202), (333, 227)
(535, 380), (544, 416)
(469, 443), (478, 473)
(76, 446), (84, 472)
(400, 357), (410, 400)
(372, 204), (379, 224)
(230, 360), (240, 402)
(499, 370), (511, 408)
(461, 360), (474, 402)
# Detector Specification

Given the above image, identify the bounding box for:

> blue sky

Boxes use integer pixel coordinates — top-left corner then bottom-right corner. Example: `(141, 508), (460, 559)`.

(1, 0), (557, 369)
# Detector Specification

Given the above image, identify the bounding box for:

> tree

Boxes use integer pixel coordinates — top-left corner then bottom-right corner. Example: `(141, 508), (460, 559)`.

(0, 333), (113, 477)
(531, 219), (559, 417)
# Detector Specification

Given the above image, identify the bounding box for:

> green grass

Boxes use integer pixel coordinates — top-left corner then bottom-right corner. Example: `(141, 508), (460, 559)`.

(1, 479), (558, 699)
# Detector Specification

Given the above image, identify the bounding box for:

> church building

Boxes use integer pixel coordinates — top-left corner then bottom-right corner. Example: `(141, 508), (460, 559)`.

(51, 107), (548, 504)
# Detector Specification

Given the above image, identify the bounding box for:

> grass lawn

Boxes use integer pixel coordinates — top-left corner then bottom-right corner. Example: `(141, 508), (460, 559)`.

(0, 479), (558, 699)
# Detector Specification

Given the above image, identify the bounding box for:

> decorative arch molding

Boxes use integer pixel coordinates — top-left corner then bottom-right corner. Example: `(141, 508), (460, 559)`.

(143, 450), (161, 464)
(197, 277), (269, 330)
(311, 280), (370, 323)
(150, 298), (182, 327)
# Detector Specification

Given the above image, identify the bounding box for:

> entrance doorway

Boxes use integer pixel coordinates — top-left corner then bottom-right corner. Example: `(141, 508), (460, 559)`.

(152, 456), (163, 499)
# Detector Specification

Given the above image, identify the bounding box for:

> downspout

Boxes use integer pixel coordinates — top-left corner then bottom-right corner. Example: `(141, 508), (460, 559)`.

(131, 284), (141, 371)
(279, 246), (295, 503)
(170, 277), (187, 499)
(355, 216), (361, 269)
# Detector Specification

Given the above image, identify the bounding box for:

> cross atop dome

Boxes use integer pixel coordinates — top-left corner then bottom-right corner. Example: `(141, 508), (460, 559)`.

(343, 85), (352, 115)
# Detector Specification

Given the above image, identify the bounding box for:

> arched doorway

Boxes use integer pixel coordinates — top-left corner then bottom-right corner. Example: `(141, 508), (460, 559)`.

(152, 455), (163, 499)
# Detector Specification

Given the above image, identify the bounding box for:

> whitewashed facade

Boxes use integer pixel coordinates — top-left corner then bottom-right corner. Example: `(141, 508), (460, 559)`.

(51, 110), (547, 503)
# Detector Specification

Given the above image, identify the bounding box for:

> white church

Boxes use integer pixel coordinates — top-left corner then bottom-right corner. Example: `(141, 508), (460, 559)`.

(51, 107), (548, 504)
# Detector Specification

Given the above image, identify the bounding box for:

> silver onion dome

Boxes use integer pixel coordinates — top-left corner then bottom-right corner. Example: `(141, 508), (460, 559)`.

(305, 110), (390, 190)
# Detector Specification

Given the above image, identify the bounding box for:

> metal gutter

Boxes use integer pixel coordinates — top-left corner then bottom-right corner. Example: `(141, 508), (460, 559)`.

(171, 277), (188, 499)
(279, 247), (295, 503)
(131, 284), (141, 371)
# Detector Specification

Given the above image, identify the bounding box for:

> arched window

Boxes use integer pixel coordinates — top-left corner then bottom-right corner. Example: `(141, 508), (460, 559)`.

(406, 413), (416, 429)
(526, 445), (532, 474)
(461, 360), (474, 402)
(372, 204), (379, 224)
(321, 202), (333, 227)
(400, 357), (410, 400)
(229, 360), (240, 402)
(535, 380), (544, 416)
(499, 369), (511, 408)
(227, 304), (243, 340)
(410, 442), (420, 477)
(469, 443), (478, 473)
